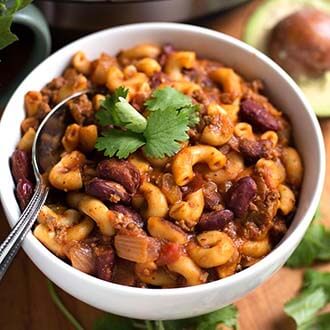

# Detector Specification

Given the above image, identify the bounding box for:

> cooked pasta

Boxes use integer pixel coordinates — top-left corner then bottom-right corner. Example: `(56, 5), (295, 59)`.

(11, 43), (303, 288)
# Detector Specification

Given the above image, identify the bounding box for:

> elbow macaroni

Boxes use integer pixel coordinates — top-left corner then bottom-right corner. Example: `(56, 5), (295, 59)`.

(187, 231), (235, 268)
(172, 145), (226, 186)
(14, 43), (304, 288)
(169, 189), (204, 230)
(140, 182), (169, 218)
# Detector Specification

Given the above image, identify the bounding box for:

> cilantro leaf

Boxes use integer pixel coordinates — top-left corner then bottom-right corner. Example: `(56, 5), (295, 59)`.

(286, 209), (330, 268)
(0, 15), (17, 49)
(0, 0), (32, 50)
(7, 0), (31, 14)
(303, 270), (330, 300)
(298, 313), (330, 330)
(284, 288), (328, 326)
(93, 314), (135, 330)
(96, 86), (200, 159)
(96, 87), (128, 126)
(180, 104), (200, 127)
(145, 87), (200, 127)
(195, 305), (239, 330)
(96, 87), (147, 133)
(115, 97), (147, 133)
(95, 129), (145, 159)
(163, 305), (239, 330)
(145, 87), (193, 112)
(143, 107), (189, 158)
(284, 269), (330, 329)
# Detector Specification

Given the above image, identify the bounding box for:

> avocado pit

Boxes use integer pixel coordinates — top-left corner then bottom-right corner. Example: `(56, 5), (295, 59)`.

(268, 8), (330, 79)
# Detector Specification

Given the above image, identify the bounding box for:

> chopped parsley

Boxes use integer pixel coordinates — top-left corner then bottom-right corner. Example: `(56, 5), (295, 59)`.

(95, 86), (200, 159)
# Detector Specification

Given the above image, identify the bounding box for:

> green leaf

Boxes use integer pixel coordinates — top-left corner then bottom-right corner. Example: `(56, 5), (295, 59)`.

(180, 104), (200, 127)
(96, 87), (147, 133)
(7, 0), (31, 14)
(0, 15), (17, 50)
(95, 129), (145, 159)
(93, 314), (135, 330)
(303, 270), (330, 300)
(145, 87), (193, 112)
(286, 209), (330, 268)
(195, 305), (239, 330)
(284, 288), (328, 326)
(143, 107), (189, 158)
(298, 313), (330, 330)
(316, 229), (330, 260)
(115, 97), (147, 133)
(0, 0), (32, 49)
(163, 305), (239, 330)
(144, 87), (200, 128)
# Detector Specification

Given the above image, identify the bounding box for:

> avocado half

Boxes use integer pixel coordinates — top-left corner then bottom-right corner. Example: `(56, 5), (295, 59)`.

(243, 0), (330, 117)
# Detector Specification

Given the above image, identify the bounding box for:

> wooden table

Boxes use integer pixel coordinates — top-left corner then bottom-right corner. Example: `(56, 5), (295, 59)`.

(1, 1), (330, 329)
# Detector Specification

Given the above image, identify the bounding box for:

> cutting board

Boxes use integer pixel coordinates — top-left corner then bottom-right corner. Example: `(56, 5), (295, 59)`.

(1, 1), (330, 329)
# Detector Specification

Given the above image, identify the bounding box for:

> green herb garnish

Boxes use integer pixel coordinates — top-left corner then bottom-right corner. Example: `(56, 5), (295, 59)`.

(0, 0), (32, 49)
(143, 106), (190, 158)
(96, 86), (147, 133)
(47, 278), (238, 330)
(284, 269), (330, 330)
(286, 209), (330, 268)
(93, 305), (239, 330)
(95, 86), (200, 159)
(96, 129), (145, 159)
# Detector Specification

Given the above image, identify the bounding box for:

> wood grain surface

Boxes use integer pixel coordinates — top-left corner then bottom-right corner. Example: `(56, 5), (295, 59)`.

(1, 1), (330, 329)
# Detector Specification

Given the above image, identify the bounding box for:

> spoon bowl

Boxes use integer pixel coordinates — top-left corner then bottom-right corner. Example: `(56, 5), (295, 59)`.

(0, 90), (89, 280)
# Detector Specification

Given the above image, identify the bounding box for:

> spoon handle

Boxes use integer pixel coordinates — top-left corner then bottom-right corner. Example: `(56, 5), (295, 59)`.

(0, 181), (49, 280)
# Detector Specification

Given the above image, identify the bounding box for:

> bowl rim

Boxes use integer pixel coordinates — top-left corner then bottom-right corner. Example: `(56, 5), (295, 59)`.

(0, 22), (325, 297)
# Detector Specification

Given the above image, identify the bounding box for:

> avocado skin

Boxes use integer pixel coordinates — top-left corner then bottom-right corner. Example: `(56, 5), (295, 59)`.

(243, 0), (330, 117)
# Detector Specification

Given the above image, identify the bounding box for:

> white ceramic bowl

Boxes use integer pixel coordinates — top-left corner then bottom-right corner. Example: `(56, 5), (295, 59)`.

(0, 23), (325, 320)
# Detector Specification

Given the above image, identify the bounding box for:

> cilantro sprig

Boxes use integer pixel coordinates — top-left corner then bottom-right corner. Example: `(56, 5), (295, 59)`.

(93, 305), (239, 330)
(47, 279), (238, 330)
(0, 0), (32, 50)
(284, 270), (330, 330)
(96, 87), (147, 133)
(95, 86), (200, 159)
(286, 209), (330, 268)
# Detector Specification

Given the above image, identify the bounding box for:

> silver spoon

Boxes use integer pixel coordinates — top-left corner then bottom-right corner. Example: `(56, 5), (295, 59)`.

(0, 90), (89, 280)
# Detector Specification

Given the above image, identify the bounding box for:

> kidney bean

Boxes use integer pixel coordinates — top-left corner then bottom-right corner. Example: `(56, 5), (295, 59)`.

(94, 245), (115, 282)
(11, 150), (31, 183)
(85, 178), (130, 204)
(111, 204), (144, 228)
(240, 99), (280, 132)
(196, 209), (234, 232)
(16, 178), (34, 210)
(97, 159), (140, 194)
(150, 71), (165, 89)
(239, 138), (272, 164)
(158, 43), (175, 66)
(226, 176), (257, 218)
(112, 259), (137, 286)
